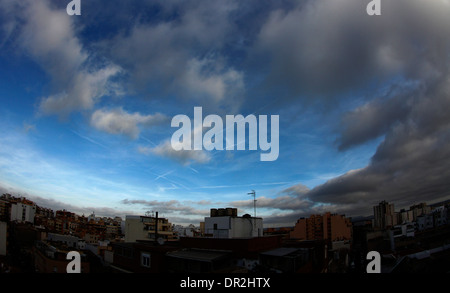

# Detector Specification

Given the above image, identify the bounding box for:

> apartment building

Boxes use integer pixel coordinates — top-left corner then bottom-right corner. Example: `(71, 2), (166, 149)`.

(204, 208), (263, 238)
(124, 214), (175, 243)
(290, 212), (352, 242)
(10, 202), (36, 224)
(33, 240), (90, 273)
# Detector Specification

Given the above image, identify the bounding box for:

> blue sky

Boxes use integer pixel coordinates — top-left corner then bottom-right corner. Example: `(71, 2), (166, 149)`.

(1, 0), (450, 226)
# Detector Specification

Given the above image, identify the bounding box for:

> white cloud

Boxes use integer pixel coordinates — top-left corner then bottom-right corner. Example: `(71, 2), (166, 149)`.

(141, 140), (211, 165)
(39, 66), (122, 116)
(106, 2), (245, 110)
(90, 107), (168, 139)
(11, 0), (122, 116)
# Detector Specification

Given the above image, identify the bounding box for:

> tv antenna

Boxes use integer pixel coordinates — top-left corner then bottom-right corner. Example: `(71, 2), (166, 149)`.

(248, 190), (256, 218)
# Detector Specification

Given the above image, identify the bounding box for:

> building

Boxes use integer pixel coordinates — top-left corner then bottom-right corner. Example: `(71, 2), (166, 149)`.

(204, 208), (263, 238)
(290, 212), (352, 242)
(397, 209), (414, 224)
(124, 214), (175, 243)
(174, 224), (201, 238)
(373, 200), (397, 229)
(47, 233), (86, 250)
(174, 235), (283, 272)
(166, 248), (234, 273)
(10, 202), (36, 224)
(109, 241), (180, 273)
(54, 209), (76, 234)
(390, 223), (416, 239)
(33, 240), (90, 273)
(259, 247), (311, 273)
(432, 206), (448, 227)
(410, 203), (431, 221)
(0, 221), (7, 256)
(417, 213), (434, 231)
(0, 198), (10, 222)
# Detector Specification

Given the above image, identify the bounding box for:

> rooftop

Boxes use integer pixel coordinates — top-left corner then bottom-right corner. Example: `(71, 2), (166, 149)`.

(167, 249), (230, 262)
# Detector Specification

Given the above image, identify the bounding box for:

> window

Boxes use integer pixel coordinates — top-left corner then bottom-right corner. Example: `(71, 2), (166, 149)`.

(141, 253), (151, 268)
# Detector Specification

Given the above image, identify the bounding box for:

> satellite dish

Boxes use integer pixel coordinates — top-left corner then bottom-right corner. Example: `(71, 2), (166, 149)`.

(157, 237), (165, 245)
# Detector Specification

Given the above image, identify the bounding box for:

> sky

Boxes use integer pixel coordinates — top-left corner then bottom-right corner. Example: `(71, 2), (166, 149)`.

(1, 0), (450, 227)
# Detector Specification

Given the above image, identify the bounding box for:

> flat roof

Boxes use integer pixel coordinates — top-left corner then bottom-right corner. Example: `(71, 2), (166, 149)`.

(260, 247), (303, 257)
(167, 249), (230, 262)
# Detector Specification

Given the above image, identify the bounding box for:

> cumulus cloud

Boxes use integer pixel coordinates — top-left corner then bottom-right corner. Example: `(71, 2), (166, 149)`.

(281, 183), (310, 197)
(140, 140), (211, 165)
(39, 66), (122, 116)
(2, 0), (122, 117)
(90, 108), (168, 139)
(104, 0), (245, 110)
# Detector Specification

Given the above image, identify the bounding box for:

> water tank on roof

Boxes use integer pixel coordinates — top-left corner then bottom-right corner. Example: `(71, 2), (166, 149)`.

(218, 208), (226, 216)
(226, 208), (233, 216)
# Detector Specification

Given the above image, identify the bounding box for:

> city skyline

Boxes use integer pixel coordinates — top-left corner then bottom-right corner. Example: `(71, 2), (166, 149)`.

(1, 0), (450, 227)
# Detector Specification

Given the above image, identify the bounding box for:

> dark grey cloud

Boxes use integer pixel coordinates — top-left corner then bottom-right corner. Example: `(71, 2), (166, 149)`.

(336, 85), (416, 150)
(230, 196), (313, 212)
(305, 77), (450, 215)
(252, 0), (450, 104)
(271, 0), (450, 219)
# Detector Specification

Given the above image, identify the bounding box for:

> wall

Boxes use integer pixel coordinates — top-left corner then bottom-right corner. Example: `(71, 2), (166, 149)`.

(0, 221), (6, 256)
(124, 216), (146, 242)
(204, 216), (263, 238)
(290, 218), (307, 239)
(10, 203), (36, 223)
(231, 217), (263, 238)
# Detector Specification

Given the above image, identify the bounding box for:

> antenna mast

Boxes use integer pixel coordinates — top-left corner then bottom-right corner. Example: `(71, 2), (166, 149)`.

(248, 190), (256, 218)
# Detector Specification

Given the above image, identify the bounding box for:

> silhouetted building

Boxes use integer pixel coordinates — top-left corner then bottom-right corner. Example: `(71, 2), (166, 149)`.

(166, 248), (234, 273)
(0, 221), (6, 256)
(410, 203), (431, 221)
(109, 241), (179, 273)
(33, 240), (90, 273)
(373, 200), (397, 229)
(290, 212), (352, 242)
(259, 247), (311, 273)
